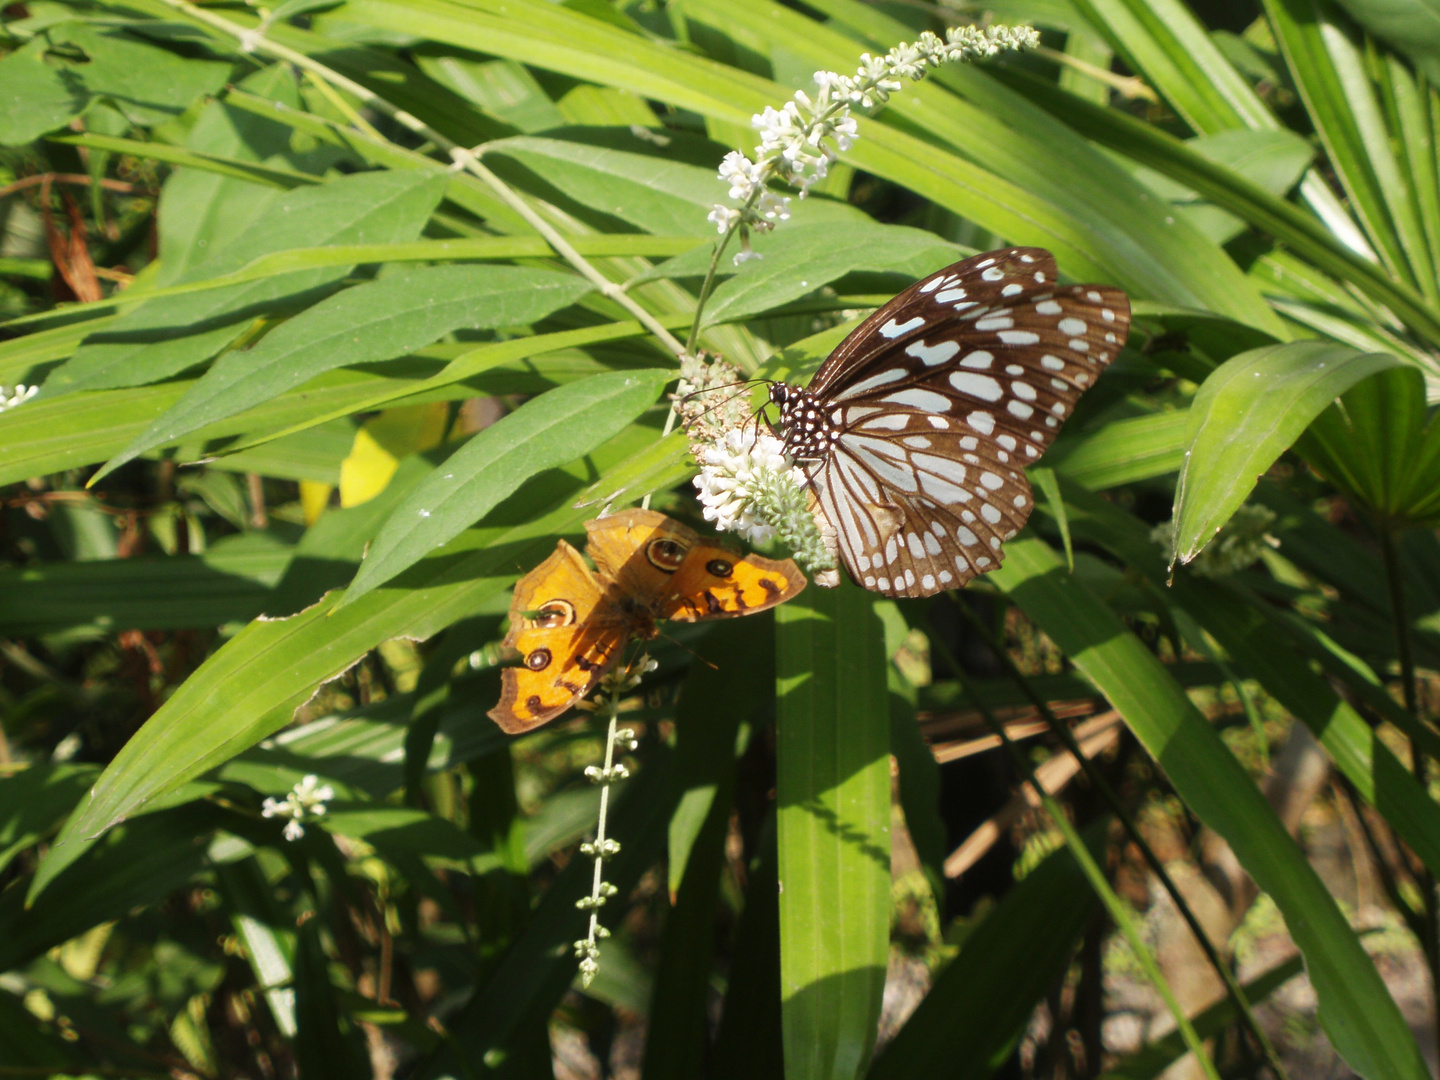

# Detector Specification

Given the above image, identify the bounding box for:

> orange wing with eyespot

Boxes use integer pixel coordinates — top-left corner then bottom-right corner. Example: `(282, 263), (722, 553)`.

(490, 511), (807, 733)
(584, 509), (805, 620)
(487, 541), (634, 734)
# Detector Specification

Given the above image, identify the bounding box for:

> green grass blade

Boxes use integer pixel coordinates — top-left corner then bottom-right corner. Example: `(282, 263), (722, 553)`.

(775, 582), (890, 1080)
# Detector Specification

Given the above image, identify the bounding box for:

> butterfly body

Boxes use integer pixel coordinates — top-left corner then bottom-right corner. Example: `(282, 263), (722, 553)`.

(489, 509), (805, 733)
(771, 247), (1131, 598)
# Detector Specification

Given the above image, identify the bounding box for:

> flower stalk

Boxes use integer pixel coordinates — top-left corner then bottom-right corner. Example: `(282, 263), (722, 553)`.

(572, 654), (650, 987)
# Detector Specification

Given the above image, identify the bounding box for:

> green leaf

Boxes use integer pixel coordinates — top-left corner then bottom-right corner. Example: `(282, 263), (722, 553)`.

(0, 764), (99, 877)
(95, 265), (593, 482)
(1300, 364), (1440, 527)
(30, 425), (659, 892)
(993, 537), (1431, 1080)
(1050, 411), (1188, 490)
(647, 618), (770, 1080)
(1262, 0), (1428, 292)
(776, 582), (890, 1080)
(0, 532), (291, 635)
(702, 224), (958, 326)
(1334, 0), (1440, 84)
(43, 169), (448, 397)
(0, 36), (92, 147)
(489, 134), (721, 235)
(868, 822), (1102, 1079)
(0, 807), (223, 972)
(1172, 342), (1403, 566)
(0, 22), (230, 145)
(342, 369), (671, 604)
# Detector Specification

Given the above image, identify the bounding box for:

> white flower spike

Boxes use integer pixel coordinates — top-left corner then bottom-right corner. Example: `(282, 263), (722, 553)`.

(707, 22), (1038, 264)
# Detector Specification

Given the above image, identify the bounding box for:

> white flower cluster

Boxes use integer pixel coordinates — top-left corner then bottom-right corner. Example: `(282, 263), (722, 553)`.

(690, 425), (836, 574)
(693, 428), (798, 546)
(261, 774), (334, 842)
(0, 384), (39, 414)
(707, 24), (1038, 262)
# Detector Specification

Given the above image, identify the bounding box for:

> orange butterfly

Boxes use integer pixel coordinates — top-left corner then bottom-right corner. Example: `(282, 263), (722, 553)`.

(488, 509), (806, 733)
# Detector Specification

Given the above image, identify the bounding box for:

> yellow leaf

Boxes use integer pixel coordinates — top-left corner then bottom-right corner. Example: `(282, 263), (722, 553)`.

(338, 402), (449, 507)
(299, 481), (334, 525)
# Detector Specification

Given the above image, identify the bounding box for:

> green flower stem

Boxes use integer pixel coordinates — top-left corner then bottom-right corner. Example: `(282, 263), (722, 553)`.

(150, 0), (687, 360)
(575, 690), (628, 988)
(943, 598), (1289, 1080)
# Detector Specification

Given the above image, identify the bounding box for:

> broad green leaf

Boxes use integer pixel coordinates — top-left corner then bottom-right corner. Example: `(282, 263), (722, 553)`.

(0, 22), (229, 145)
(1055, 481), (1440, 882)
(1301, 364), (1440, 527)
(0, 532), (291, 635)
(1172, 342), (1403, 565)
(0, 764), (99, 877)
(156, 65), (349, 287)
(0, 807), (223, 972)
(703, 223), (958, 326)
(647, 619), (771, 1080)
(31, 425), (660, 892)
(0, 342), (646, 486)
(96, 265), (593, 482)
(994, 538), (1431, 1080)
(489, 135), (721, 235)
(43, 169), (448, 396)
(1050, 411), (1187, 489)
(1070, 0), (1273, 132)
(996, 72), (1440, 348)
(0, 36), (91, 147)
(867, 823), (1102, 1079)
(345, 0), (1275, 332)
(776, 582), (890, 1080)
(343, 369), (671, 603)
(1069, 0), (1371, 255)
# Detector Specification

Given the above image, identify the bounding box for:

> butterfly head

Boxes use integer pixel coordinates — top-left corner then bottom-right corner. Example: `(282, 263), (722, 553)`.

(770, 381), (836, 462)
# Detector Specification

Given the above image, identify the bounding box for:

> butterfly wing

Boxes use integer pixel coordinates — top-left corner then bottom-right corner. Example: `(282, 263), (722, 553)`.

(802, 247), (1130, 597)
(586, 508), (806, 622)
(488, 540), (630, 734)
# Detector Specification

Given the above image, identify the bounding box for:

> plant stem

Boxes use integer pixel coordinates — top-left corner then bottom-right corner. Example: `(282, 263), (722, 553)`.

(150, 0), (687, 360)
(948, 596), (1290, 1080)
(1378, 522), (1438, 1055)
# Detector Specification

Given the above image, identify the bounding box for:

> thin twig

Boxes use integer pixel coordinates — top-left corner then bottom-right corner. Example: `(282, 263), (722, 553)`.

(0, 173), (150, 199)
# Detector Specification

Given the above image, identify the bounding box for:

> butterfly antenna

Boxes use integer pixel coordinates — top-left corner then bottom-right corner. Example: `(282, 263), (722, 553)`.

(655, 629), (719, 670)
(681, 379), (772, 432)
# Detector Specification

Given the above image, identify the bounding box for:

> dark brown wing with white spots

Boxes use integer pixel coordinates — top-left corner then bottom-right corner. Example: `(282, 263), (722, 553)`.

(782, 246), (1131, 598)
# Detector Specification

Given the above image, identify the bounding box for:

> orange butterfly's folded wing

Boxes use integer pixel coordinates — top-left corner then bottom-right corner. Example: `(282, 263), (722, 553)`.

(488, 541), (628, 734)
(587, 508), (806, 621)
(664, 545), (806, 622)
(584, 508), (698, 590)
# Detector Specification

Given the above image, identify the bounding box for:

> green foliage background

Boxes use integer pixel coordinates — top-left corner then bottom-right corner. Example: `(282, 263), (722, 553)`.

(1, 0), (1439, 1077)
